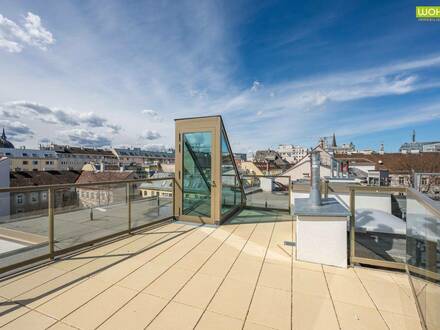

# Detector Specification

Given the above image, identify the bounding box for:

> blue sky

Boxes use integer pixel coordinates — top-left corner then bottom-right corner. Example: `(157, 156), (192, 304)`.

(1, 0), (440, 152)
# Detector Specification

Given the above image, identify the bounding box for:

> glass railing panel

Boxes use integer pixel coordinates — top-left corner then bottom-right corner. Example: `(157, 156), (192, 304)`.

(220, 129), (243, 216)
(353, 191), (407, 263)
(0, 188), (49, 268)
(130, 179), (173, 228)
(242, 175), (290, 211)
(406, 193), (440, 329)
(53, 183), (128, 251)
(221, 175), (241, 215)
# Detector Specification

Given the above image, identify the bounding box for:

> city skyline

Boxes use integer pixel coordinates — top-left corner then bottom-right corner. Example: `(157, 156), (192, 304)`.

(1, 1), (440, 152)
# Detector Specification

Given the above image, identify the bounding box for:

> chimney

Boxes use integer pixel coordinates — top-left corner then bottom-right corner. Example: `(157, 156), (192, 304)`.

(309, 151), (321, 207)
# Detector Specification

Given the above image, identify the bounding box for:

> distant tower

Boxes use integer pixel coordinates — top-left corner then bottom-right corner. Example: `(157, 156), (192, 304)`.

(412, 129), (416, 143)
(379, 143), (384, 154)
(332, 133), (337, 148)
(0, 128), (15, 149)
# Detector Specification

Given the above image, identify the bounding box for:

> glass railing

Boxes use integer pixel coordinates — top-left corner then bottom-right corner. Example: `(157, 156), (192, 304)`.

(0, 186), (50, 271)
(406, 189), (440, 330)
(0, 177), (174, 275)
(348, 186), (408, 266)
(241, 175), (291, 212)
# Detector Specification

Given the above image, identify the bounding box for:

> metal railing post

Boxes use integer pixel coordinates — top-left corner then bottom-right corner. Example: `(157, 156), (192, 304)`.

(172, 178), (176, 219)
(157, 194), (160, 217)
(48, 188), (55, 259)
(324, 180), (329, 199)
(349, 187), (356, 266)
(127, 183), (132, 234)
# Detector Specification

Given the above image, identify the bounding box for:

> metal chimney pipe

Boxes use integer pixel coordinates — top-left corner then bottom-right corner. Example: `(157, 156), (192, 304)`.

(310, 151), (322, 207)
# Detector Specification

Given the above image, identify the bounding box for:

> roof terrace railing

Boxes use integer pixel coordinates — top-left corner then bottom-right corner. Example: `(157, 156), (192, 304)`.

(292, 181), (439, 328)
(0, 177), (175, 275)
(241, 174), (291, 213)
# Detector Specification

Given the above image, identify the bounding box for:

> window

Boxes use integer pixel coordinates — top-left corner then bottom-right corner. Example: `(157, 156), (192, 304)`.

(41, 192), (48, 201)
(16, 194), (24, 205)
(23, 160), (28, 165)
(32, 160), (38, 165)
(399, 177), (405, 185)
(421, 177), (427, 185)
(31, 192), (38, 204)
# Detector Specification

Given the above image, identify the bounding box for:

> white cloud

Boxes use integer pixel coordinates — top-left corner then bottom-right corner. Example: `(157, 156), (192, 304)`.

(141, 109), (158, 116)
(141, 130), (161, 140)
(250, 80), (261, 92)
(78, 112), (107, 127)
(142, 144), (168, 152)
(0, 12), (54, 53)
(63, 128), (111, 147)
(2, 101), (117, 130)
(0, 119), (33, 141)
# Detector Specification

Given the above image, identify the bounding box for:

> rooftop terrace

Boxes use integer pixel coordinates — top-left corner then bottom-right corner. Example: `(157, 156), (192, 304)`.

(0, 216), (426, 330)
(0, 116), (438, 329)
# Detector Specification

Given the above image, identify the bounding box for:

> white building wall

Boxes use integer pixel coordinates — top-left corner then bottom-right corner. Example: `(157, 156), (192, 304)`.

(284, 160), (331, 181)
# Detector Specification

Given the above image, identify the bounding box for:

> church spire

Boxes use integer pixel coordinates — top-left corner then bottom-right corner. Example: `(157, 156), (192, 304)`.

(1, 128), (6, 140)
(332, 132), (337, 147)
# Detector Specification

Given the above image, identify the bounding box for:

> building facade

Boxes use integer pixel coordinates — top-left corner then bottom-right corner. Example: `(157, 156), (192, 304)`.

(111, 147), (175, 167)
(9, 170), (81, 216)
(41, 144), (118, 171)
(0, 148), (59, 171)
(75, 171), (136, 208)
(276, 144), (308, 164)
(335, 153), (440, 200)
(399, 130), (440, 154)
(0, 157), (10, 217)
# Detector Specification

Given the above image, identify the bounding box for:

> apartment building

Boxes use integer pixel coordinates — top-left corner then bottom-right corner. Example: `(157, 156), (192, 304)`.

(276, 144), (308, 164)
(9, 170), (81, 216)
(0, 157), (10, 217)
(335, 152), (440, 199)
(41, 144), (118, 170)
(112, 147), (175, 166)
(75, 171), (137, 208)
(0, 148), (59, 171)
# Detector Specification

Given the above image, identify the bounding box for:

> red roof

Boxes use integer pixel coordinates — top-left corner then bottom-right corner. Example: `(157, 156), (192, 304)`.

(335, 153), (440, 174)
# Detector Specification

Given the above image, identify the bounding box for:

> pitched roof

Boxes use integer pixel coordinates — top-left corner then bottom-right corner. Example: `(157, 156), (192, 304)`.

(113, 148), (175, 158)
(52, 145), (115, 156)
(76, 171), (136, 184)
(254, 150), (289, 169)
(335, 152), (440, 174)
(10, 170), (81, 187)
